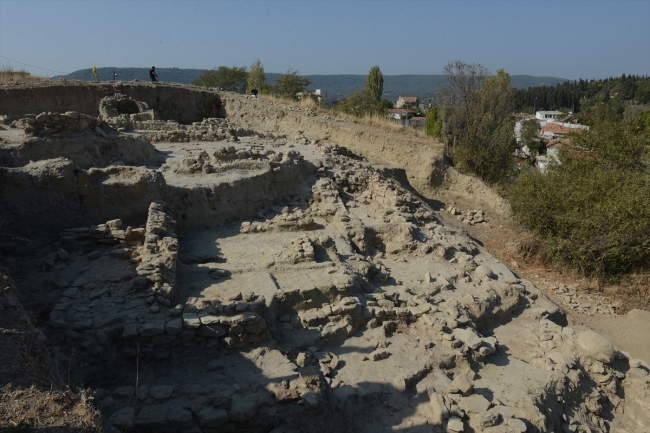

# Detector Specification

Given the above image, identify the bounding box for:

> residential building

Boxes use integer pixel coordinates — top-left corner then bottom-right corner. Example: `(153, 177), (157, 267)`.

(535, 110), (563, 121)
(396, 96), (419, 108)
(388, 109), (416, 126)
(314, 89), (338, 105)
(540, 122), (587, 140)
(410, 117), (425, 127)
(388, 109), (415, 120)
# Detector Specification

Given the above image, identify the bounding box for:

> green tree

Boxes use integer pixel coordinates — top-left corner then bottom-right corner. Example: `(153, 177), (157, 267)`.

(272, 69), (312, 100)
(246, 59), (266, 95)
(366, 65), (384, 103)
(519, 118), (545, 157)
(441, 61), (516, 184)
(425, 107), (443, 138)
(192, 66), (248, 92)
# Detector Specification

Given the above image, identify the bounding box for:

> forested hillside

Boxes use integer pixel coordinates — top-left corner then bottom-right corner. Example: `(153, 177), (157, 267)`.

(514, 74), (650, 114)
(55, 67), (565, 100)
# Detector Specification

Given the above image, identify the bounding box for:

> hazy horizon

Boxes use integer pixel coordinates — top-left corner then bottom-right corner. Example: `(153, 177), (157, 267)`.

(1, 0), (648, 81)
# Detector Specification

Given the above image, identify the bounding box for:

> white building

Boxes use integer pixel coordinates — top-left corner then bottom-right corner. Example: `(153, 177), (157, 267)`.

(535, 110), (563, 121)
(314, 89), (338, 105)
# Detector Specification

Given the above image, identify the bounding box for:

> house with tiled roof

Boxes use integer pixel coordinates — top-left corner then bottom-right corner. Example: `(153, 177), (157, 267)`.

(410, 116), (425, 127)
(540, 122), (587, 140)
(388, 108), (415, 120)
(396, 96), (419, 108)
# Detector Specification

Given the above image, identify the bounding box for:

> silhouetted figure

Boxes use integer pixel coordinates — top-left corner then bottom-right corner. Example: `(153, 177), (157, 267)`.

(149, 66), (158, 82)
(251, 87), (258, 98)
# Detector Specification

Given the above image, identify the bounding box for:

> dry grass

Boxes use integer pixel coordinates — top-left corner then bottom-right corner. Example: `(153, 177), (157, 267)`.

(260, 94), (428, 139)
(0, 65), (49, 85)
(357, 113), (427, 138)
(0, 385), (101, 432)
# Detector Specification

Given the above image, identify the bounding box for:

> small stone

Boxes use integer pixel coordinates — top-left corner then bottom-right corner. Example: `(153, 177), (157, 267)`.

(135, 405), (168, 429)
(329, 354), (340, 369)
(229, 395), (259, 421)
(110, 407), (134, 428)
(451, 374), (473, 395)
(197, 406), (228, 428)
(427, 388), (450, 424)
(207, 359), (224, 371)
(508, 417), (528, 432)
(296, 352), (311, 367)
(273, 387), (300, 402)
(302, 392), (319, 408)
(459, 394), (491, 414)
(150, 385), (175, 399)
(447, 416), (465, 432)
(51, 278), (68, 289)
(57, 248), (69, 260)
(71, 277), (87, 287)
(88, 251), (101, 260)
(105, 218), (121, 229)
(370, 350), (390, 361)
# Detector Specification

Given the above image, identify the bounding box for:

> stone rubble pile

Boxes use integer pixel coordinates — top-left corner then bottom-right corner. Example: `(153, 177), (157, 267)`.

(547, 282), (620, 316)
(169, 146), (308, 178)
(321, 114), (351, 122)
(447, 206), (490, 227)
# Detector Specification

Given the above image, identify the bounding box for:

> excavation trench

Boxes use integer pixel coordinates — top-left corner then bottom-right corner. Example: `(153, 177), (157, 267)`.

(1, 83), (648, 433)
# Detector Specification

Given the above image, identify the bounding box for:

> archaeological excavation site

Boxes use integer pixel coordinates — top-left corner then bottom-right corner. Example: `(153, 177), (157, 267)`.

(0, 81), (648, 433)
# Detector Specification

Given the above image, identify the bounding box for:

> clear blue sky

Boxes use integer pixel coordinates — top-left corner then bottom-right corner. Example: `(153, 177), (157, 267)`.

(1, 0), (648, 80)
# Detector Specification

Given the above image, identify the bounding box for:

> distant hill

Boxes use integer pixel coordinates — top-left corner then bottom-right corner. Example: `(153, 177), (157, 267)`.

(54, 67), (205, 84)
(54, 68), (567, 101)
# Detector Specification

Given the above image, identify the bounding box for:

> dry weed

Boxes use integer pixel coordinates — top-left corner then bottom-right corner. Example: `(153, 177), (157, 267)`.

(0, 65), (49, 85)
(260, 94), (428, 139)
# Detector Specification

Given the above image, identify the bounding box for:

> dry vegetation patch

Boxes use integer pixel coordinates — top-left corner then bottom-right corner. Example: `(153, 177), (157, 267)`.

(0, 66), (50, 85)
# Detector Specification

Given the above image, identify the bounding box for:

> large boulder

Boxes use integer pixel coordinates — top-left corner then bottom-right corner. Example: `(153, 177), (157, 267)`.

(577, 330), (615, 364)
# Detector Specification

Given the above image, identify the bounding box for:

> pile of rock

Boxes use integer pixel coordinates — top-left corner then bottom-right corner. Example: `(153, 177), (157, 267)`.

(548, 282), (619, 316)
(321, 114), (351, 122)
(447, 206), (489, 226)
(428, 375), (528, 433)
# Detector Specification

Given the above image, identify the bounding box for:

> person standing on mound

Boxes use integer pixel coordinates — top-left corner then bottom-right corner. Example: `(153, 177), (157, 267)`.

(149, 66), (158, 82)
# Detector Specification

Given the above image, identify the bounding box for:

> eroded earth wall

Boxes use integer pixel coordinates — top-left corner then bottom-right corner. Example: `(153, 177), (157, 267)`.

(0, 82), (224, 123)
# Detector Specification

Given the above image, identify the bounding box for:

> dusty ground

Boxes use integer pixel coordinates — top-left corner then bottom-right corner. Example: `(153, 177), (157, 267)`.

(0, 83), (649, 433)
(439, 193), (650, 363)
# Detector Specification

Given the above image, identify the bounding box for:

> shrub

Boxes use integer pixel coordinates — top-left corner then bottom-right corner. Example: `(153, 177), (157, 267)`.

(508, 118), (650, 281)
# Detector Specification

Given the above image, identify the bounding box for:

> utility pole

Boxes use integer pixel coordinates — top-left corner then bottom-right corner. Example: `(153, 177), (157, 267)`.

(533, 97), (537, 117)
